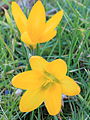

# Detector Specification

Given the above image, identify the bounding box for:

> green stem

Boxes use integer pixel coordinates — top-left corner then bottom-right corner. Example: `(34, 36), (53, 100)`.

(36, 43), (40, 56)
(24, 44), (31, 69)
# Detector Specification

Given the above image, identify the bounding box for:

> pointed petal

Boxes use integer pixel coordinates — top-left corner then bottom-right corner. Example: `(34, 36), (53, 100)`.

(45, 83), (62, 115)
(39, 30), (57, 43)
(61, 76), (81, 96)
(44, 10), (63, 34)
(12, 2), (27, 33)
(28, 1), (46, 42)
(12, 70), (44, 90)
(19, 89), (44, 112)
(30, 56), (48, 72)
(46, 59), (67, 79)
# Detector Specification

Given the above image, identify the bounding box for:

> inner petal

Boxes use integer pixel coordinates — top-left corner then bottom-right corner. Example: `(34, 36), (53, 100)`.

(45, 59), (67, 80)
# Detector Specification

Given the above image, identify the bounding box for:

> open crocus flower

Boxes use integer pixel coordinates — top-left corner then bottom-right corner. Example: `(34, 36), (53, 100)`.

(12, 56), (80, 115)
(12, 0), (63, 47)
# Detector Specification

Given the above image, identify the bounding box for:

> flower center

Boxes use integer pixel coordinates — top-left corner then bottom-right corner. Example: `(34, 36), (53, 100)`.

(44, 71), (60, 83)
(41, 71), (60, 90)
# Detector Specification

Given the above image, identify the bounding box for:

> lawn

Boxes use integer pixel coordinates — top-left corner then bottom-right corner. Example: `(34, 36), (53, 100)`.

(0, 0), (90, 120)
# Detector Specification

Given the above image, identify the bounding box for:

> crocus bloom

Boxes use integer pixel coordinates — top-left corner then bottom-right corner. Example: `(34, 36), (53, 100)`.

(12, 56), (80, 115)
(12, 0), (63, 47)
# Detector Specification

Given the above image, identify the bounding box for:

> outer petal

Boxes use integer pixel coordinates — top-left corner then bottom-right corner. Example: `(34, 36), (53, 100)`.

(43, 10), (63, 34)
(61, 76), (81, 96)
(20, 89), (44, 112)
(45, 83), (62, 115)
(21, 32), (36, 48)
(12, 70), (44, 90)
(12, 2), (27, 33)
(28, 1), (46, 42)
(46, 59), (67, 80)
(21, 32), (32, 45)
(30, 56), (48, 72)
(39, 30), (57, 43)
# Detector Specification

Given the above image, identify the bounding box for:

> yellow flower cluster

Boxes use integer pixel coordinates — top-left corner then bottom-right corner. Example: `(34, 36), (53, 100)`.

(11, 0), (80, 116)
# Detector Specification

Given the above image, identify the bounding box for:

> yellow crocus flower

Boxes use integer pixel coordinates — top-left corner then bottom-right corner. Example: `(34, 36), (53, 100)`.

(12, 0), (63, 47)
(12, 56), (80, 115)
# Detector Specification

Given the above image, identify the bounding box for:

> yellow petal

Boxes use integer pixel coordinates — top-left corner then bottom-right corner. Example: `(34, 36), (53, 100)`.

(46, 59), (67, 80)
(61, 76), (81, 96)
(45, 83), (62, 115)
(19, 89), (44, 112)
(21, 32), (36, 48)
(27, 1), (46, 42)
(12, 70), (44, 90)
(12, 2), (27, 33)
(30, 56), (48, 72)
(21, 32), (32, 45)
(43, 10), (63, 34)
(39, 30), (57, 43)
(39, 10), (63, 43)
